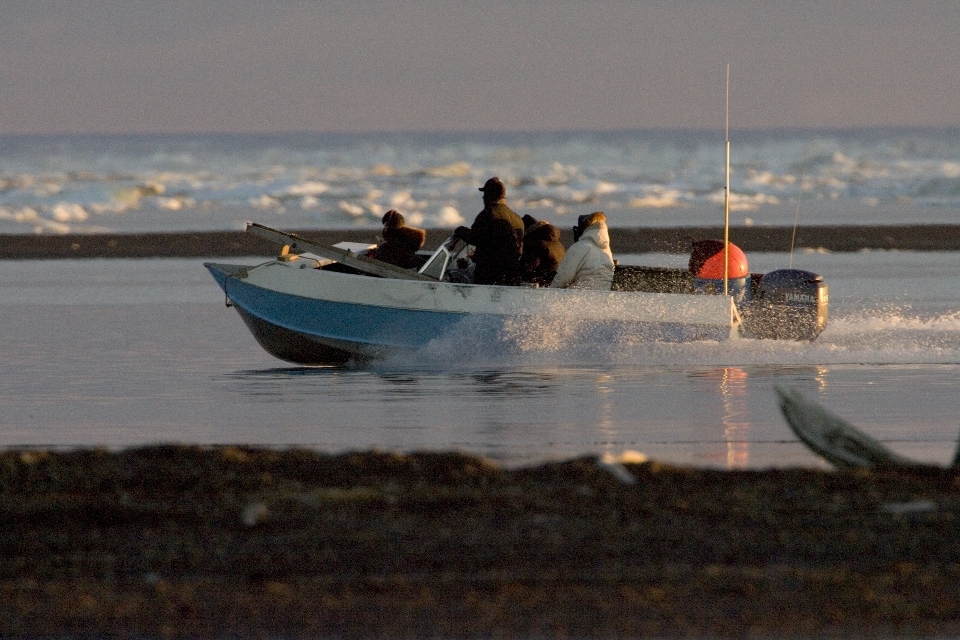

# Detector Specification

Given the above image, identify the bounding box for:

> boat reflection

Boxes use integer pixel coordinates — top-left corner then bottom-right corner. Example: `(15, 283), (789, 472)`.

(689, 365), (830, 469)
(718, 367), (750, 469)
(688, 367), (749, 469)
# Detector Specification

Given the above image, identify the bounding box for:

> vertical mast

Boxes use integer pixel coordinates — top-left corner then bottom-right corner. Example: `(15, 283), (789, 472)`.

(724, 64), (730, 296)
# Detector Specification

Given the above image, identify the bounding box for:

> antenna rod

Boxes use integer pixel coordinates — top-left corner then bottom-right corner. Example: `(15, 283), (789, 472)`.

(723, 64), (730, 296)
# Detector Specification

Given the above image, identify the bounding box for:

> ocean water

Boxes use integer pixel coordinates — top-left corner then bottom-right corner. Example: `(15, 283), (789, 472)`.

(2, 128), (960, 235)
(1, 248), (959, 470)
(1, 129), (958, 469)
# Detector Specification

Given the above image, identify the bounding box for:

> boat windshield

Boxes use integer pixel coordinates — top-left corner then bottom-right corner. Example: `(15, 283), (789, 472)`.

(418, 236), (471, 281)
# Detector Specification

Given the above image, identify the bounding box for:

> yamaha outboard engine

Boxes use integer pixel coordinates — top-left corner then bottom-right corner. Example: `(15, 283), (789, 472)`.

(743, 269), (828, 341)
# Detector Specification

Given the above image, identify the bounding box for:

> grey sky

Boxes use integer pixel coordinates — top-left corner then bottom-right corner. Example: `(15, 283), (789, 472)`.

(2, 0), (959, 135)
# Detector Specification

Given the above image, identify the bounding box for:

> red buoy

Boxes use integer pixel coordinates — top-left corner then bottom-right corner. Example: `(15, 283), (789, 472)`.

(689, 240), (749, 279)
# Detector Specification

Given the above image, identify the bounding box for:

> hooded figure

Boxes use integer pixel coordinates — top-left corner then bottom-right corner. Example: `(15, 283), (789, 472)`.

(373, 210), (427, 269)
(520, 214), (565, 287)
(453, 177), (525, 286)
(550, 211), (615, 290)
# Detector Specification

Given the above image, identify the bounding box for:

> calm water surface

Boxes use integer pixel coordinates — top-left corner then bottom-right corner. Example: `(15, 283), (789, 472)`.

(2, 249), (959, 469)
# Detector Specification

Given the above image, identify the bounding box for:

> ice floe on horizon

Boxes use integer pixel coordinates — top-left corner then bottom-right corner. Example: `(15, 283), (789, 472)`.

(3, 129), (960, 234)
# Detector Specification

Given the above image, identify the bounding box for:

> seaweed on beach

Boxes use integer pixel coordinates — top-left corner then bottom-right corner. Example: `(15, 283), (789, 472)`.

(3, 446), (960, 637)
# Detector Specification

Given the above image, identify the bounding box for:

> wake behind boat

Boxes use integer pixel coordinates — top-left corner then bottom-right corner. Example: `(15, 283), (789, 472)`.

(205, 222), (828, 365)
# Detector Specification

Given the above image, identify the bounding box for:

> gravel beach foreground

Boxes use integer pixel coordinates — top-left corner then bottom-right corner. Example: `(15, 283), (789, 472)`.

(4, 446), (960, 638)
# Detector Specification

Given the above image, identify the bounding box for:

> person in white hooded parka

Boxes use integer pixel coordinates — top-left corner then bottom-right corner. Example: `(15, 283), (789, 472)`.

(550, 211), (615, 290)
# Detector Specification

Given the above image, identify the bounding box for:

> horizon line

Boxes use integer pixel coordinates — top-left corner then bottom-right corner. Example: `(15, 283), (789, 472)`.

(3, 124), (960, 140)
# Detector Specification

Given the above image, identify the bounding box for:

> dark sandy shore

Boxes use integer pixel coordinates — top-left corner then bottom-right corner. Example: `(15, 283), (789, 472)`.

(3, 224), (960, 259)
(4, 446), (960, 638)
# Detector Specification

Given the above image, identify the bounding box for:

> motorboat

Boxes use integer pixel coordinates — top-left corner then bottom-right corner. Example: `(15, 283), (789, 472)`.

(204, 222), (828, 365)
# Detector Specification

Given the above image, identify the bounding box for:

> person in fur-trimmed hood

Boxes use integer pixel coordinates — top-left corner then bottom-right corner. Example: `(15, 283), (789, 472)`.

(520, 214), (565, 287)
(373, 210), (427, 269)
(550, 211), (615, 290)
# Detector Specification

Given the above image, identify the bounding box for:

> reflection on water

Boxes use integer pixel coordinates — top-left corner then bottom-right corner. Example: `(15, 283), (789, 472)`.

(211, 361), (905, 468)
(456, 371), (560, 397)
(591, 373), (617, 461)
(3, 249), (960, 469)
(687, 368), (750, 468)
(719, 368), (749, 469)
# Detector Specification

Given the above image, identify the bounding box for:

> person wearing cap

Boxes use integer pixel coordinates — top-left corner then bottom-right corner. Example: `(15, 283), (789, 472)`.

(519, 214), (565, 287)
(550, 211), (615, 290)
(372, 210), (427, 269)
(453, 177), (525, 286)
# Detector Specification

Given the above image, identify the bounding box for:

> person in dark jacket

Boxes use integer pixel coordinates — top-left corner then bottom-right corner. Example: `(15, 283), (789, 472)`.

(519, 214), (565, 287)
(453, 177), (525, 286)
(373, 210), (427, 269)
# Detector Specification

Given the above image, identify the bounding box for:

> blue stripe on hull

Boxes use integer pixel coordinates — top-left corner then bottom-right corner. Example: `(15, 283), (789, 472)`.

(221, 269), (469, 351)
(205, 262), (734, 364)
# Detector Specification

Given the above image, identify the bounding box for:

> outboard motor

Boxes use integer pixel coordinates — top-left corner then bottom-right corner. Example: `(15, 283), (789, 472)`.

(689, 239), (751, 309)
(743, 269), (828, 341)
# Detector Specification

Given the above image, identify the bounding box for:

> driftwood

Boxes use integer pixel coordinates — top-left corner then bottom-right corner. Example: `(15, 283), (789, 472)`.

(776, 384), (959, 469)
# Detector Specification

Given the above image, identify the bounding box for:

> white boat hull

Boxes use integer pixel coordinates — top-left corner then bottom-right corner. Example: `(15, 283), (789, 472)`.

(206, 260), (742, 365)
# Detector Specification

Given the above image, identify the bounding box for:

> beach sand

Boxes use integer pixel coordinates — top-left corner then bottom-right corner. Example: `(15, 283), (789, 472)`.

(3, 224), (960, 259)
(3, 446), (960, 637)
